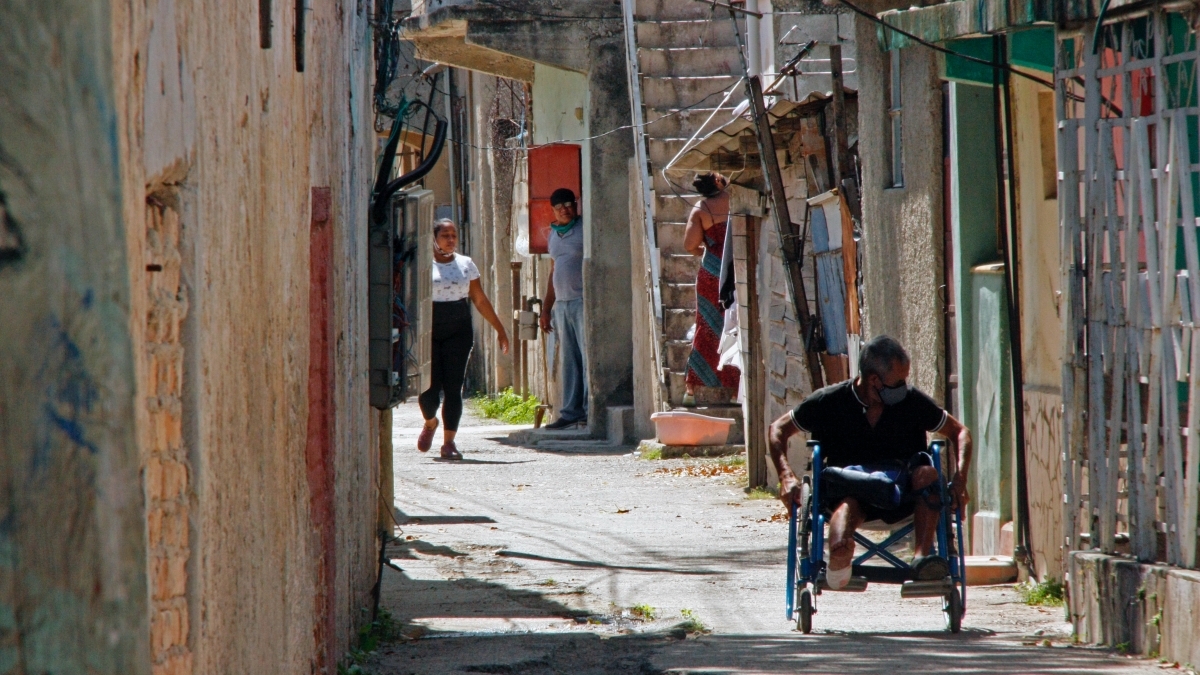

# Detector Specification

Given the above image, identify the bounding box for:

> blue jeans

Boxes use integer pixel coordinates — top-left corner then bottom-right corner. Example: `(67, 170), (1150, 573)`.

(553, 298), (588, 422)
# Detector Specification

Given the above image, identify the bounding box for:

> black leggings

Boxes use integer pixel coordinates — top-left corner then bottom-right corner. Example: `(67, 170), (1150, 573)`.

(418, 300), (475, 431)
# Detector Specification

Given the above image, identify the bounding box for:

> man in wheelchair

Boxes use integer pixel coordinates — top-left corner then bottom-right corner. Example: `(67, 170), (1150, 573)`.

(768, 335), (972, 589)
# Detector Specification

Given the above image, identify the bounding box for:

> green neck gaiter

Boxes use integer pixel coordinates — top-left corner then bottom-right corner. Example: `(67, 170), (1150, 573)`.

(551, 216), (580, 236)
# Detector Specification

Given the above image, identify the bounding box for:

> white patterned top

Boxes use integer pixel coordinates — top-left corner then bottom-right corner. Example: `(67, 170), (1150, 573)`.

(432, 254), (480, 302)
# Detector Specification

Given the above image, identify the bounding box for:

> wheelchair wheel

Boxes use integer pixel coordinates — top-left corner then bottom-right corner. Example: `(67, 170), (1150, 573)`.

(797, 587), (814, 633)
(943, 586), (962, 633)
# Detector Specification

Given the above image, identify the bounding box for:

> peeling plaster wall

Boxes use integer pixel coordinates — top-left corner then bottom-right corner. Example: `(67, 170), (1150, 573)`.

(0, 1), (376, 674)
(0, 2), (151, 674)
(855, 17), (945, 402)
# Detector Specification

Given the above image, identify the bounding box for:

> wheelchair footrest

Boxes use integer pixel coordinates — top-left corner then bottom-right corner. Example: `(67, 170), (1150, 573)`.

(899, 578), (955, 598)
(817, 576), (868, 592)
(851, 565), (910, 584)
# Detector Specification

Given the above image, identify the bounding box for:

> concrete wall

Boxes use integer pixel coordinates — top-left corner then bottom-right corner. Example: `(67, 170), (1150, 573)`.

(1070, 552), (1200, 666)
(3, 1), (380, 673)
(0, 3), (151, 673)
(1011, 69), (1064, 581)
(856, 20), (945, 402)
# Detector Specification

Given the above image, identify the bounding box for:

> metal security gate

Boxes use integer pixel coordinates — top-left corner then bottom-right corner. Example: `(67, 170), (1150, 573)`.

(1057, 11), (1200, 568)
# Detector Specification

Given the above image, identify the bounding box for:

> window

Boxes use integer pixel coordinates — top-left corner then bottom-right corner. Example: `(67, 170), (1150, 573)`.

(887, 49), (904, 188)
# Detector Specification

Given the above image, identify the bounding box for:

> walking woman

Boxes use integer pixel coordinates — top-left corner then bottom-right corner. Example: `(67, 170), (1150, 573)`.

(417, 219), (509, 459)
(682, 172), (740, 406)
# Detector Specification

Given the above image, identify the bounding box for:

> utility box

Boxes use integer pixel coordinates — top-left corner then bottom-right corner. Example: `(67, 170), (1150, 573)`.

(528, 144), (581, 254)
(369, 188), (433, 409)
(394, 189), (434, 404)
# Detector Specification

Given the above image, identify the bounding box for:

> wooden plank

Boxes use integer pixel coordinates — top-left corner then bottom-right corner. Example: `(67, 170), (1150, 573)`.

(840, 193), (861, 335)
(815, 251), (848, 355)
(1101, 124), (1126, 553)
(1087, 119), (1110, 549)
(739, 215), (769, 488)
(1136, 116), (1166, 561)
(1059, 108), (1085, 553)
(1160, 112), (1186, 564)
(1125, 118), (1154, 561)
(1180, 72), (1200, 566)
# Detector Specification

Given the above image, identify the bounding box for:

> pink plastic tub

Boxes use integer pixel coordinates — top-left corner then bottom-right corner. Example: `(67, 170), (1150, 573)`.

(650, 411), (735, 446)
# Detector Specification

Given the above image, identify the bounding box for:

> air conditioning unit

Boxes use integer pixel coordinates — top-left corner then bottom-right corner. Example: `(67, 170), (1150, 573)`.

(369, 188), (433, 409)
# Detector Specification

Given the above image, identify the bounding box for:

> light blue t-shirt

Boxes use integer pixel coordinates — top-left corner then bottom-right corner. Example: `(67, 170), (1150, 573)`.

(548, 219), (584, 302)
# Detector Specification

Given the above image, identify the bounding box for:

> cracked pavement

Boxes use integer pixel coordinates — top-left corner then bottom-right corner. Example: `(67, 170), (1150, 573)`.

(368, 403), (1167, 675)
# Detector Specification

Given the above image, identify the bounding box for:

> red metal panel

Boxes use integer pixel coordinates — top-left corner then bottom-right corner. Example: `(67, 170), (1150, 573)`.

(306, 186), (337, 673)
(528, 144), (581, 254)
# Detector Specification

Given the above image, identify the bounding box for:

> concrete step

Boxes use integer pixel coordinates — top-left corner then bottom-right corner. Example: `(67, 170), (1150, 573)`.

(638, 47), (742, 78)
(638, 440), (746, 458)
(661, 281), (696, 309)
(655, 193), (699, 222)
(663, 308), (694, 340)
(665, 338), (692, 371)
(635, 19), (741, 49)
(661, 252), (701, 284)
(635, 0), (725, 21)
(665, 373), (741, 414)
(655, 220), (687, 253)
(641, 75), (742, 110)
(648, 137), (689, 167)
(643, 106), (743, 141)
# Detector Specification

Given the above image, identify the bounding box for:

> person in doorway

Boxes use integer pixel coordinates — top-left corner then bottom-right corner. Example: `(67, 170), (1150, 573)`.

(768, 335), (973, 588)
(538, 188), (587, 430)
(682, 172), (740, 406)
(417, 219), (509, 460)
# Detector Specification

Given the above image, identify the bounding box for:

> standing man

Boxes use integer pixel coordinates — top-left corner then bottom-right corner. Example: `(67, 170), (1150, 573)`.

(539, 188), (587, 430)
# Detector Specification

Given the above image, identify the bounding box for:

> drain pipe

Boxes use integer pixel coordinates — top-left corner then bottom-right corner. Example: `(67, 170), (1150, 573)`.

(991, 35), (1035, 579)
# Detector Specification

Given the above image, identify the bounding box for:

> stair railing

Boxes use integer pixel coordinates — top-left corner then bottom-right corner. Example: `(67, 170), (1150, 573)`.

(621, 0), (668, 401)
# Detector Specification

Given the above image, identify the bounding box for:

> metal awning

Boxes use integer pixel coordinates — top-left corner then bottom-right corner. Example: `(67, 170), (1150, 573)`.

(666, 87), (864, 177)
(875, 0), (1062, 51)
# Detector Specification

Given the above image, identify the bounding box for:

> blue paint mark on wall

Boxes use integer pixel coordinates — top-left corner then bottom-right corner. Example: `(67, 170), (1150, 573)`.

(32, 315), (101, 469)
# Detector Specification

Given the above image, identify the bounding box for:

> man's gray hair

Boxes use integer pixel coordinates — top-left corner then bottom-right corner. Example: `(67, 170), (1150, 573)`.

(858, 335), (910, 379)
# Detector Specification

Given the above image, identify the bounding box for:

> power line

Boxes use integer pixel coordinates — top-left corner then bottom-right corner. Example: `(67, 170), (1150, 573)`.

(444, 82), (745, 151)
(834, 0), (1056, 90)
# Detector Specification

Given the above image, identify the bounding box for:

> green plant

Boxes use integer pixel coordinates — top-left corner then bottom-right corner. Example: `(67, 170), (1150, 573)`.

(746, 486), (777, 500)
(339, 608), (401, 673)
(638, 445), (662, 460)
(1018, 579), (1065, 607)
(473, 387), (540, 424)
(716, 454), (746, 467)
(630, 604), (657, 620)
(679, 608), (711, 634)
(1115, 642), (1132, 655)
(541, 578), (556, 586)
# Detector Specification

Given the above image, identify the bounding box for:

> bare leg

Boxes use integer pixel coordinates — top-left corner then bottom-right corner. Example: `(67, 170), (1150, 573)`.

(423, 418), (438, 430)
(442, 428), (457, 446)
(910, 465), (941, 557)
(827, 497), (866, 572)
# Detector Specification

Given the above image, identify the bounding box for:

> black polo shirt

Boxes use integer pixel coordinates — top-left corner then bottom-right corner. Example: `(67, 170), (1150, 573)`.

(790, 380), (947, 467)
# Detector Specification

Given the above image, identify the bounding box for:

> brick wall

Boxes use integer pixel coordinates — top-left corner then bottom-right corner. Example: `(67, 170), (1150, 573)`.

(142, 200), (193, 675)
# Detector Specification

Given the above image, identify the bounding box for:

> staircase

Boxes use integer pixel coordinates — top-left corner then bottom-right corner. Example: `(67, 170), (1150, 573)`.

(631, 0), (746, 414)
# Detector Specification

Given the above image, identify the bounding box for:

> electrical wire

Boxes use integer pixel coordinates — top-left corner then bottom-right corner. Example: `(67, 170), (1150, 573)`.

(443, 83), (745, 151)
(834, 0), (1057, 90)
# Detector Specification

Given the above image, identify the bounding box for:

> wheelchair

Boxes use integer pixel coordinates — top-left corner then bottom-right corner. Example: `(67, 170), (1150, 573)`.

(785, 440), (967, 633)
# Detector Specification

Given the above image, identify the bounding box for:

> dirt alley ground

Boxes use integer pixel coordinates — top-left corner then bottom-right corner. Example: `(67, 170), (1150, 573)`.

(367, 402), (1175, 675)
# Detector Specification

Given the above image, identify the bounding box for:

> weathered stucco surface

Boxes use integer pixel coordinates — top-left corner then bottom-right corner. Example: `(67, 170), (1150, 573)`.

(855, 14), (945, 402)
(0, 3), (151, 673)
(4, 1), (380, 673)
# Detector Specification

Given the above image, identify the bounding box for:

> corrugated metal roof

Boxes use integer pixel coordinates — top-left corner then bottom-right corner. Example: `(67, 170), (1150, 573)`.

(875, 0), (1063, 51)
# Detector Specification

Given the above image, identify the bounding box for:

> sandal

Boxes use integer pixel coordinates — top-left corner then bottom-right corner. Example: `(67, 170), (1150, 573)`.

(911, 555), (950, 581)
(417, 421), (438, 452)
(681, 392), (696, 407)
(440, 442), (463, 460)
